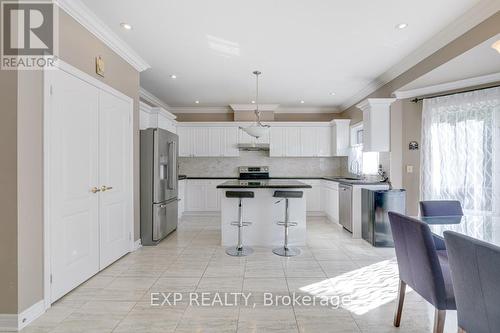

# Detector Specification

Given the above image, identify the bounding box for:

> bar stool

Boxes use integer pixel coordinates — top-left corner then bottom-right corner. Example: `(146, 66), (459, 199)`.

(225, 191), (255, 257)
(273, 190), (303, 257)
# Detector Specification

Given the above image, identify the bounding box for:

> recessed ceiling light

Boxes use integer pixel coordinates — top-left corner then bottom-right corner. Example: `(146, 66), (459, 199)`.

(300, 100), (305, 104)
(195, 100), (200, 104)
(330, 92), (336, 96)
(492, 40), (500, 54)
(170, 74), (177, 79)
(395, 23), (408, 30)
(120, 23), (132, 30)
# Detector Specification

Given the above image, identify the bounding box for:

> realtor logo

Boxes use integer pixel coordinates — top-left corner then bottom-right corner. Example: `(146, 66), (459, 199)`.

(1, 1), (58, 69)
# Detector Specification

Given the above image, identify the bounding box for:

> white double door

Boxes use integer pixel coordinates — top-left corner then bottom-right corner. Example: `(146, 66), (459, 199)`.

(48, 67), (133, 302)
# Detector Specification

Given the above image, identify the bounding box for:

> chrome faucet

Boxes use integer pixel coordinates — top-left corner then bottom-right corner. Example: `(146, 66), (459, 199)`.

(350, 161), (361, 177)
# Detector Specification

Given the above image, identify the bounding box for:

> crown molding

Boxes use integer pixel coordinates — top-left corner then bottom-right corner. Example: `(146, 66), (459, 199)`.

(139, 87), (170, 110)
(275, 106), (340, 114)
(55, 0), (150, 72)
(356, 98), (396, 112)
(139, 101), (177, 120)
(340, 0), (500, 111)
(393, 72), (500, 99)
(230, 104), (279, 112)
(169, 106), (232, 114)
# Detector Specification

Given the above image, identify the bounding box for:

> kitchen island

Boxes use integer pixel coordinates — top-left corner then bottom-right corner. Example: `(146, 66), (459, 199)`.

(217, 180), (311, 247)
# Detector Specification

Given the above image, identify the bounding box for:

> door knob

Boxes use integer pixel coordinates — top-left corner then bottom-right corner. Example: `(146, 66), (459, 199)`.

(101, 186), (113, 192)
(91, 187), (101, 193)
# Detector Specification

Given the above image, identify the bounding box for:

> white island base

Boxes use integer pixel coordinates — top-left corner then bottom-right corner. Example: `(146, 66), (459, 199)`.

(219, 188), (307, 247)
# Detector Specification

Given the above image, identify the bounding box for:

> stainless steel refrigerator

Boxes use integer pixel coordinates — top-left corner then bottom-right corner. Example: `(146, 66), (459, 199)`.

(140, 128), (179, 246)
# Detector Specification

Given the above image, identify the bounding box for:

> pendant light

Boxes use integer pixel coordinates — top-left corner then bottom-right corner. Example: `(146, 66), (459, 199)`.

(240, 70), (270, 139)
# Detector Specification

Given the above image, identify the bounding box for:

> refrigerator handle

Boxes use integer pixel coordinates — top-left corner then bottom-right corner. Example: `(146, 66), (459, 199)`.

(167, 141), (176, 190)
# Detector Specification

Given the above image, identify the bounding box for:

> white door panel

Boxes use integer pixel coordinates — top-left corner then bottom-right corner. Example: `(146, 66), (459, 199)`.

(98, 90), (132, 269)
(49, 69), (100, 302)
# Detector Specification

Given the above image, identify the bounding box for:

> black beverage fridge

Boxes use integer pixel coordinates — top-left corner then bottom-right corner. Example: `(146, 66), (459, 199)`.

(361, 189), (406, 247)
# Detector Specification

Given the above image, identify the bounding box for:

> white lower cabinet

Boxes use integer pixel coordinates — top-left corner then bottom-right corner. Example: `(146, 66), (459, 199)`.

(185, 179), (224, 212)
(299, 180), (323, 212)
(178, 179), (186, 217)
(321, 181), (339, 222)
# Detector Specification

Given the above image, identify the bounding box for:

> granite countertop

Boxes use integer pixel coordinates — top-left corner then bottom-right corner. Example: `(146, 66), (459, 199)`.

(217, 180), (312, 189)
(184, 176), (388, 186)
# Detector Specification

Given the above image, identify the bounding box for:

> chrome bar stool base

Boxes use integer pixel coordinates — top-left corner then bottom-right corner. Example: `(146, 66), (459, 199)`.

(272, 247), (301, 257)
(225, 191), (255, 257)
(226, 246), (254, 257)
(272, 190), (304, 258)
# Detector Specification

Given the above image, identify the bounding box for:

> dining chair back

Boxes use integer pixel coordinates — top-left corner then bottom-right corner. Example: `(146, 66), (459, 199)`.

(388, 212), (456, 333)
(420, 200), (463, 217)
(444, 231), (500, 333)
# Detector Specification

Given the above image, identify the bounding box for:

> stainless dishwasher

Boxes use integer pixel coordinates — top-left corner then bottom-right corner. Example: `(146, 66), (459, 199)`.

(339, 184), (353, 232)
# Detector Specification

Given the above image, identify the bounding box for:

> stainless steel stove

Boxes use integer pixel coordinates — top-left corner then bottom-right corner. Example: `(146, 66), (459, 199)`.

(238, 166), (270, 180)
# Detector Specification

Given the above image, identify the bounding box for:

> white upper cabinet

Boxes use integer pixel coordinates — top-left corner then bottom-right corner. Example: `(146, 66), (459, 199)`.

(178, 125), (240, 157)
(270, 127), (286, 157)
(178, 122), (350, 158)
(177, 127), (193, 157)
(331, 119), (351, 156)
(356, 98), (395, 152)
(223, 127), (240, 157)
(139, 102), (177, 133)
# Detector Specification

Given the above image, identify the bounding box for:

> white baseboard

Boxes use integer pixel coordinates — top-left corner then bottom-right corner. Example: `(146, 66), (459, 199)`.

(307, 211), (326, 217)
(182, 211), (221, 217)
(0, 314), (17, 332)
(0, 300), (45, 331)
(133, 239), (142, 251)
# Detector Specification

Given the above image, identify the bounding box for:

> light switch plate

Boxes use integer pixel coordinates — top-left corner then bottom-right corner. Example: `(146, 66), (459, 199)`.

(406, 165), (414, 173)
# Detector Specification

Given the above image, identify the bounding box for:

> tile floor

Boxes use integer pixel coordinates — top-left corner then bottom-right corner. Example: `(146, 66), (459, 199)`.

(20, 216), (458, 333)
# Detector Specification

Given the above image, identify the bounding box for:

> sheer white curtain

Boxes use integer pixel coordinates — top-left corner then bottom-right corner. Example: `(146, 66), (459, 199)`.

(420, 87), (500, 215)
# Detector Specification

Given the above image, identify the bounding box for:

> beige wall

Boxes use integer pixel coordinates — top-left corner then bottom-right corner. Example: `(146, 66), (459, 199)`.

(275, 113), (338, 122)
(175, 113), (234, 122)
(0, 67), (19, 315)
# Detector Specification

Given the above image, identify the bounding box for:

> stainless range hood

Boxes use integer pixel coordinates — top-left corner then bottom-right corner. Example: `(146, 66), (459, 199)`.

(237, 143), (270, 151)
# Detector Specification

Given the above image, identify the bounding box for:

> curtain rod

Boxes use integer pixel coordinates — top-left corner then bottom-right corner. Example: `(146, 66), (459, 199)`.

(411, 84), (500, 103)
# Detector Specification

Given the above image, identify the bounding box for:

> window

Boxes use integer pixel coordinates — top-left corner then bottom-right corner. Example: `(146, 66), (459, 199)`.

(421, 87), (500, 215)
(348, 124), (379, 175)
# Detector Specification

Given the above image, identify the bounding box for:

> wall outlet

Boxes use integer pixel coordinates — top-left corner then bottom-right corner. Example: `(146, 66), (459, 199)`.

(406, 165), (414, 173)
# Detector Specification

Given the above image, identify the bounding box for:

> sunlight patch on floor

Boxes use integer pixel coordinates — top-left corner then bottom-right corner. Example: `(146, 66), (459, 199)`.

(300, 259), (405, 315)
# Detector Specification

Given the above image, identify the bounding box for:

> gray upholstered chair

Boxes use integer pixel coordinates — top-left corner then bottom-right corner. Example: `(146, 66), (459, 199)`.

(444, 231), (500, 333)
(388, 212), (456, 333)
(420, 200), (464, 217)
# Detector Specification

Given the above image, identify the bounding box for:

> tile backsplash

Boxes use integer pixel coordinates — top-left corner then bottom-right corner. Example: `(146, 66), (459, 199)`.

(179, 151), (348, 177)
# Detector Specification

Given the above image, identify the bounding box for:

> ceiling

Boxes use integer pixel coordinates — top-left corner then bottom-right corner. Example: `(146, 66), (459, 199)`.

(81, 0), (483, 109)
(399, 33), (500, 91)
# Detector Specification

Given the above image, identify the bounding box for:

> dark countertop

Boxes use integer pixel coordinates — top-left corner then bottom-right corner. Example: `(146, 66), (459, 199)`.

(178, 175), (187, 180)
(184, 176), (388, 186)
(217, 180), (312, 189)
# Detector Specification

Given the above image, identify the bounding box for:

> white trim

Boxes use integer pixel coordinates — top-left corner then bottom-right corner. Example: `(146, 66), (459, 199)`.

(43, 59), (135, 309)
(140, 102), (177, 121)
(0, 314), (17, 332)
(230, 104), (280, 112)
(356, 98), (397, 111)
(139, 87), (170, 110)
(132, 239), (142, 252)
(169, 106), (232, 114)
(169, 106), (341, 114)
(0, 300), (46, 332)
(176, 121), (336, 127)
(393, 72), (500, 99)
(55, 0), (150, 72)
(275, 106), (340, 114)
(18, 301), (45, 331)
(340, 0), (500, 110)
